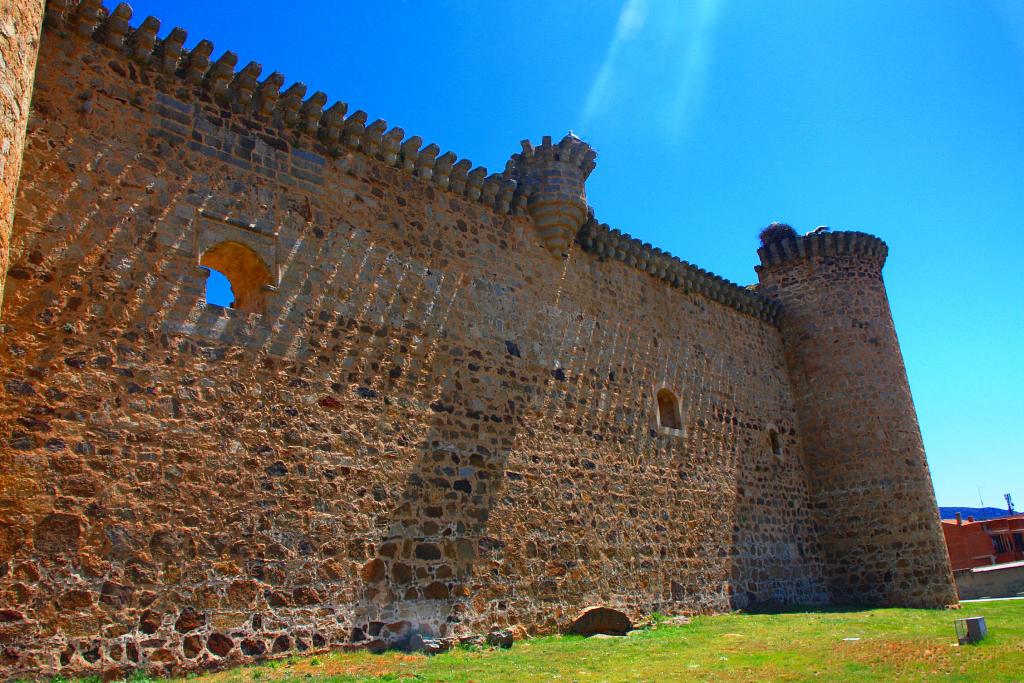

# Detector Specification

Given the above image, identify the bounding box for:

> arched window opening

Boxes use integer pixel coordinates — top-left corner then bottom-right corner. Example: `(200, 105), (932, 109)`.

(769, 428), (783, 459)
(657, 388), (681, 431)
(199, 241), (271, 314)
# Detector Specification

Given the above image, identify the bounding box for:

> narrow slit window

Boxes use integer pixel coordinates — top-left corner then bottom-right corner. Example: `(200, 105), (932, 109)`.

(769, 429), (783, 458)
(656, 388), (681, 431)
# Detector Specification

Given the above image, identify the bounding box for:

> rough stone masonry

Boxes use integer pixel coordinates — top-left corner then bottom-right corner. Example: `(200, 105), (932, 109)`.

(0, 1), (957, 678)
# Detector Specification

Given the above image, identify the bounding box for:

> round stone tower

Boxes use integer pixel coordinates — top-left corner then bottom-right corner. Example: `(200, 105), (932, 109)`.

(756, 230), (956, 608)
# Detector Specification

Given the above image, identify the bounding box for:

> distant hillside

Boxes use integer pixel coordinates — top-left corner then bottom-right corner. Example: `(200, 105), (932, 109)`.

(939, 506), (1016, 521)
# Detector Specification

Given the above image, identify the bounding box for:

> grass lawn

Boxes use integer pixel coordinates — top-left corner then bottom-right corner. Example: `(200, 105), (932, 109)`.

(158, 599), (1023, 683)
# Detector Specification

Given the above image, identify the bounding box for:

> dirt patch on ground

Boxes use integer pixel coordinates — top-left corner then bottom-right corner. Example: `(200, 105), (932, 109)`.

(848, 639), (970, 678)
(170, 652), (426, 683)
(291, 653), (423, 679)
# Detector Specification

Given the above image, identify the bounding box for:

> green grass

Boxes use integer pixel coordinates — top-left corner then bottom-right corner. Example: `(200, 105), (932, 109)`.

(147, 599), (1024, 682)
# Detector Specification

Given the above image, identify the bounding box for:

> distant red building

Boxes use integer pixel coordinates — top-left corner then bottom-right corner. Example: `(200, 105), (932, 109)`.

(942, 513), (1024, 570)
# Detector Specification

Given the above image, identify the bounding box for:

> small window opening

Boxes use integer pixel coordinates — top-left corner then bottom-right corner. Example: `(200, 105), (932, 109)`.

(1013, 533), (1024, 552)
(993, 535), (1007, 555)
(769, 429), (783, 458)
(656, 388), (681, 431)
(199, 241), (271, 314)
(202, 267), (234, 307)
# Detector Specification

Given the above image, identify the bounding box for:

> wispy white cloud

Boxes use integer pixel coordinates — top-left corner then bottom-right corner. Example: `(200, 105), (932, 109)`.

(580, 0), (724, 140)
(582, 0), (649, 125)
(667, 0), (724, 140)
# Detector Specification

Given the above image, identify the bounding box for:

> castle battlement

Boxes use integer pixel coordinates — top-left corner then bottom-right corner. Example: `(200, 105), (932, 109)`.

(36, 0), (786, 325)
(578, 219), (781, 323)
(42, 0), (523, 216)
(37, 0), (787, 325)
(511, 134), (598, 177)
(756, 230), (889, 270)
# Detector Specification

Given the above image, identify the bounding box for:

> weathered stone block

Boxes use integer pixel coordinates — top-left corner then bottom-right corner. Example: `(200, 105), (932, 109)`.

(566, 607), (632, 637)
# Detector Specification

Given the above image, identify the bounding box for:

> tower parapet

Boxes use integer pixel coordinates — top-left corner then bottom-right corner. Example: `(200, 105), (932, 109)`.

(508, 134), (596, 257)
(756, 229), (957, 608)
(757, 229), (888, 268)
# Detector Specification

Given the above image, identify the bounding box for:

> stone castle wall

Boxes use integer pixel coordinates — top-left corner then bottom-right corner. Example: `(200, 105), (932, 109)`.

(0, 6), (833, 677)
(0, 0), (46, 318)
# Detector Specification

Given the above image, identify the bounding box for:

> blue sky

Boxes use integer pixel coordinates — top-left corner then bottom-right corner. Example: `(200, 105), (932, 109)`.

(127, 0), (1024, 508)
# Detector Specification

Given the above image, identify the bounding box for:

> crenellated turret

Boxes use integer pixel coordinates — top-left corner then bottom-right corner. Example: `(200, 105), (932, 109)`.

(756, 228), (957, 608)
(508, 133), (597, 257)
